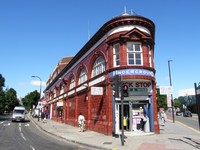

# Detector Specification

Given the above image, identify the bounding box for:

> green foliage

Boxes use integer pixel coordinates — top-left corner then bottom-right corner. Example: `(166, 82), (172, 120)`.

(22, 90), (40, 111)
(4, 88), (20, 111)
(174, 98), (181, 108)
(0, 74), (20, 113)
(0, 74), (5, 90)
(156, 88), (167, 111)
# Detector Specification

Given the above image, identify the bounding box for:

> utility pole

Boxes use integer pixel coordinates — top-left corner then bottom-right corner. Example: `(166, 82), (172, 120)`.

(168, 60), (175, 123)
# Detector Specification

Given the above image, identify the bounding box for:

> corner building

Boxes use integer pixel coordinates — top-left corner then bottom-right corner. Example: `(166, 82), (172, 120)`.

(44, 13), (159, 135)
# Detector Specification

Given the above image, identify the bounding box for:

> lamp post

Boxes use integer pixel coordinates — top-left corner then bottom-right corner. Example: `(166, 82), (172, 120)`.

(31, 75), (42, 121)
(168, 60), (175, 123)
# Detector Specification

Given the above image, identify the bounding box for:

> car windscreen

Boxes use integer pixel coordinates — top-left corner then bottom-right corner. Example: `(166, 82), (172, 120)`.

(13, 110), (25, 114)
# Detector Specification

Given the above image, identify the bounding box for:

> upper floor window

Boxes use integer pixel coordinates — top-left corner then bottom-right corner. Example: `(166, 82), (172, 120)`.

(69, 76), (75, 90)
(148, 46), (152, 67)
(78, 68), (87, 85)
(127, 42), (143, 65)
(60, 84), (64, 95)
(92, 56), (106, 77)
(113, 44), (120, 67)
(53, 89), (57, 98)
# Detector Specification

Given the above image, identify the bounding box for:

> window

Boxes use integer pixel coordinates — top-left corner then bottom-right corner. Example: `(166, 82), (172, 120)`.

(60, 84), (64, 95)
(92, 56), (106, 77)
(54, 89), (57, 98)
(127, 42), (143, 65)
(78, 68), (88, 84)
(69, 76), (75, 89)
(148, 46), (152, 67)
(113, 44), (120, 66)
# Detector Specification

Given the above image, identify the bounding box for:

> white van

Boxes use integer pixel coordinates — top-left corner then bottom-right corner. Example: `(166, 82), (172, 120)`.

(12, 106), (26, 122)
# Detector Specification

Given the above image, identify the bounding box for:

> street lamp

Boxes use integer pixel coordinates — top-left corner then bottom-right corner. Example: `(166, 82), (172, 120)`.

(31, 75), (42, 121)
(168, 60), (175, 123)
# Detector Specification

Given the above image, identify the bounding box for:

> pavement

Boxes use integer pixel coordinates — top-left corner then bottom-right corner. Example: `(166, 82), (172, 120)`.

(28, 114), (200, 150)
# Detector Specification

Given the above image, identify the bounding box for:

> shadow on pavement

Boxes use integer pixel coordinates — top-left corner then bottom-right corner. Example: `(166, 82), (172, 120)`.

(169, 137), (200, 149)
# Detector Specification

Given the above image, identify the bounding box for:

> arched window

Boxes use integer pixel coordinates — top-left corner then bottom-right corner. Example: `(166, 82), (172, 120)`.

(53, 89), (57, 98)
(69, 76), (75, 89)
(92, 56), (106, 77)
(60, 84), (64, 95)
(78, 68), (87, 85)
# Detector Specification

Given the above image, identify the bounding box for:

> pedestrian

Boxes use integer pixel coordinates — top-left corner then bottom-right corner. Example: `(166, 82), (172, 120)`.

(160, 110), (166, 126)
(78, 113), (85, 132)
(41, 111), (45, 123)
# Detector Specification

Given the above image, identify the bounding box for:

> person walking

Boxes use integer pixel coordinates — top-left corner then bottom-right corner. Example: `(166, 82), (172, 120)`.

(41, 111), (46, 123)
(160, 110), (166, 126)
(78, 113), (85, 132)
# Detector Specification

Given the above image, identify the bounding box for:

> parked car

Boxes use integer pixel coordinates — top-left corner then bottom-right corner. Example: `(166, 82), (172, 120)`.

(183, 110), (192, 117)
(176, 111), (182, 116)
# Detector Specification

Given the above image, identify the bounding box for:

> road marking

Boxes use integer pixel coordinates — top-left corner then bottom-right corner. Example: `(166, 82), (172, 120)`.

(3, 123), (10, 126)
(30, 145), (36, 150)
(24, 123), (30, 126)
(19, 126), (21, 132)
(19, 123), (21, 127)
(20, 132), (26, 141)
(0, 121), (4, 124)
(177, 121), (200, 134)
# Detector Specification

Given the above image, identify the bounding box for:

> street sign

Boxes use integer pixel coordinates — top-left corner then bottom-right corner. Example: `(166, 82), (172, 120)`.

(160, 86), (172, 95)
(91, 87), (103, 95)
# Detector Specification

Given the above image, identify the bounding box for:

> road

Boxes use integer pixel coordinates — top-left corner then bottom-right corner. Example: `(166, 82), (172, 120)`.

(0, 114), (98, 150)
(167, 112), (200, 131)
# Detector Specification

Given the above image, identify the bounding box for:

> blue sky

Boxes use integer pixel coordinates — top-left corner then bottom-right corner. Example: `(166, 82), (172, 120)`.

(0, 0), (200, 99)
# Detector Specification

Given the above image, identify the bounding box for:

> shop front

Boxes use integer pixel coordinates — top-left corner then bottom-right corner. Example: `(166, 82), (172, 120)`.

(114, 80), (153, 135)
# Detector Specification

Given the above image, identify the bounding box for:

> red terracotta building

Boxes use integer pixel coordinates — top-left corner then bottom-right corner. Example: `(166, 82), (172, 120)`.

(44, 12), (159, 135)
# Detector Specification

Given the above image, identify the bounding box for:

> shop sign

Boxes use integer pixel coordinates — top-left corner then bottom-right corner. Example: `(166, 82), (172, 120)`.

(91, 87), (103, 95)
(160, 86), (172, 95)
(122, 81), (151, 88)
(57, 101), (63, 107)
(110, 69), (154, 77)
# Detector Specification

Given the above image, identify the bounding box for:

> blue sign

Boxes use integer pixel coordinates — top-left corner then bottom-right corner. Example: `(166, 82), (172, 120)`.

(110, 69), (154, 77)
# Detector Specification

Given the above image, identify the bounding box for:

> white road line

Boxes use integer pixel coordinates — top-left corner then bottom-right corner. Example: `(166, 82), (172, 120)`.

(30, 145), (36, 150)
(3, 123), (10, 126)
(19, 126), (21, 132)
(20, 133), (26, 141)
(0, 121), (4, 124)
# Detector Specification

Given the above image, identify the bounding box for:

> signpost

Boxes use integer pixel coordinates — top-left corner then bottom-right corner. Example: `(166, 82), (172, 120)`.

(194, 83), (200, 130)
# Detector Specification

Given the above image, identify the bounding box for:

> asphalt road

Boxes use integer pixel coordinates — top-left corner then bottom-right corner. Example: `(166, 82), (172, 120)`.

(0, 114), (98, 150)
(167, 112), (200, 131)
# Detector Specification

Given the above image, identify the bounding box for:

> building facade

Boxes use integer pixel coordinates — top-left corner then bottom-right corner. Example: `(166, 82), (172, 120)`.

(44, 13), (160, 135)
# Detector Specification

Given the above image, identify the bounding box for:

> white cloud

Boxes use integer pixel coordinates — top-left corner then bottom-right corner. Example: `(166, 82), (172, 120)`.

(30, 80), (46, 87)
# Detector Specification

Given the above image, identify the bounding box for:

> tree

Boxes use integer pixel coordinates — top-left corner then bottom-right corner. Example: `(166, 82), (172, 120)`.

(0, 74), (5, 90)
(174, 98), (181, 109)
(156, 88), (167, 111)
(4, 88), (20, 112)
(0, 74), (5, 114)
(22, 90), (40, 111)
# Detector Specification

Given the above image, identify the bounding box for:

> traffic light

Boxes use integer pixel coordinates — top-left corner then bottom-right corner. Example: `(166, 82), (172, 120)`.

(122, 84), (129, 97)
(111, 75), (120, 98)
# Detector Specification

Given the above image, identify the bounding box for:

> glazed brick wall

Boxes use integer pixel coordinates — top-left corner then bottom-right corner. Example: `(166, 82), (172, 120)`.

(68, 97), (76, 126)
(77, 93), (88, 124)
(89, 95), (108, 134)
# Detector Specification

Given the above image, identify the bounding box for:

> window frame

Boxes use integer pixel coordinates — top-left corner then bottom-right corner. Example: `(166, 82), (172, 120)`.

(69, 76), (75, 90)
(113, 44), (120, 67)
(92, 56), (106, 77)
(78, 67), (88, 85)
(127, 42), (143, 66)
